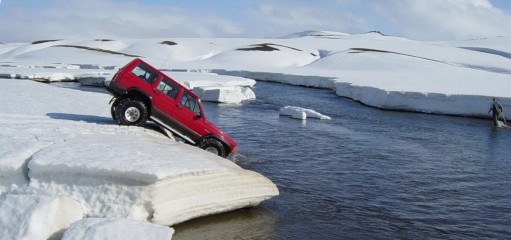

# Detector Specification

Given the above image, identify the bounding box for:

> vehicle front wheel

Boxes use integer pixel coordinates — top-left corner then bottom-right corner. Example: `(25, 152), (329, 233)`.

(115, 98), (148, 126)
(199, 138), (226, 157)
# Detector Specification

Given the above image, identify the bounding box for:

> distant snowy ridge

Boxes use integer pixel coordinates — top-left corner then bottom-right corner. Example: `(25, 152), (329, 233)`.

(1, 31), (510, 117)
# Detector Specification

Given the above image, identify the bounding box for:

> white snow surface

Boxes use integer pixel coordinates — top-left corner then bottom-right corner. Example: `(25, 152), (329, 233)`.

(0, 195), (83, 240)
(62, 218), (174, 240)
(0, 79), (278, 236)
(279, 106), (332, 120)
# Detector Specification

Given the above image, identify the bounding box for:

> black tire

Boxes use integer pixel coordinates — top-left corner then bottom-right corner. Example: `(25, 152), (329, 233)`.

(199, 138), (226, 157)
(114, 98), (148, 126)
(110, 99), (120, 121)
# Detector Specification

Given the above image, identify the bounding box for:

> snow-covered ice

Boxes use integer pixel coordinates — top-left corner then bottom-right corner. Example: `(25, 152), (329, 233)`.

(279, 106), (332, 120)
(0, 195), (83, 240)
(0, 79), (278, 236)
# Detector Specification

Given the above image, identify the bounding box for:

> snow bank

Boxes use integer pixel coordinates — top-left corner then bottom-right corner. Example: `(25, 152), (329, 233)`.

(0, 79), (278, 233)
(25, 133), (278, 225)
(279, 106), (332, 120)
(62, 218), (174, 240)
(0, 195), (83, 240)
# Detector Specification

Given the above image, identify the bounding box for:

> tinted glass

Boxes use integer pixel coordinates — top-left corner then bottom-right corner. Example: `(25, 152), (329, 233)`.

(131, 64), (158, 84)
(180, 92), (201, 116)
(157, 78), (180, 99)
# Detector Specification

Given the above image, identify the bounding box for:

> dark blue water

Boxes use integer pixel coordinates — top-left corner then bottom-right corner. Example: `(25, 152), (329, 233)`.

(174, 81), (511, 240)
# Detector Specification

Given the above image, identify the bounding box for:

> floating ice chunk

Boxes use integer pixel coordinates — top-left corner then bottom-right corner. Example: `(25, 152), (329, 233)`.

(292, 111), (307, 120)
(193, 86), (255, 103)
(0, 195), (83, 240)
(62, 218), (174, 240)
(279, 106), (331, 120)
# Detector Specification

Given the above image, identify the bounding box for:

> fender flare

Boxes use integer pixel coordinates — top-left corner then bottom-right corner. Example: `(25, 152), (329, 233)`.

(117, 88), (153, 115)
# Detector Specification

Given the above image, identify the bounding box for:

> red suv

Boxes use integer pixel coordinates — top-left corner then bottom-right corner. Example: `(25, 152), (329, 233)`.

(106, 58), (237, 158)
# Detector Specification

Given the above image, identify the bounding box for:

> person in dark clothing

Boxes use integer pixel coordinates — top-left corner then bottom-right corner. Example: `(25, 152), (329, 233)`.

(488, 97), (505, 127)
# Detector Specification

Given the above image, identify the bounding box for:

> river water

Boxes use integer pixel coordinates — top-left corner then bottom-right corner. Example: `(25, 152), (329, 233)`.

(173, 81), (511, 240)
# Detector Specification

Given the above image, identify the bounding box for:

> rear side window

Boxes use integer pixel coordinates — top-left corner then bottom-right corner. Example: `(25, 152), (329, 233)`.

(157, 78), (180, 99)
(131, 64), (158, 84)
(180, 92), (201, 116)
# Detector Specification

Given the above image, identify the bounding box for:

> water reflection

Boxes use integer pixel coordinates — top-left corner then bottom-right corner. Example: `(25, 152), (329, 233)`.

(173, 206), (278, 240)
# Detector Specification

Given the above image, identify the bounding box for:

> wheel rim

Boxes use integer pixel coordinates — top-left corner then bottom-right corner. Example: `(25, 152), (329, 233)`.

(124, 107), (141, 122)
(204, 146), (219, 155)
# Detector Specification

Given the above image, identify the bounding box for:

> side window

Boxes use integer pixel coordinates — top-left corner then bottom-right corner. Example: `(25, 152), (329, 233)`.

(131, 64), (158, 85)
(156, 78), (180, 99)
(180, 92), (201, 116)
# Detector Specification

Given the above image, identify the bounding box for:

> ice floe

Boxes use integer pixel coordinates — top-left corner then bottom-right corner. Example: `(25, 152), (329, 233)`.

(279, 106), (332, 120)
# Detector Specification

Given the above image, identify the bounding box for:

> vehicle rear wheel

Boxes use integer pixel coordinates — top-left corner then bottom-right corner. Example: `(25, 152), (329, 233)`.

(115, 98), (148, 126)
(200, 138), (226, 157)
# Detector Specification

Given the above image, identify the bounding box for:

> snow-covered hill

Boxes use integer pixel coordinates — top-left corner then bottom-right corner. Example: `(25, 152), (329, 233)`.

(1, 32), (509, 117)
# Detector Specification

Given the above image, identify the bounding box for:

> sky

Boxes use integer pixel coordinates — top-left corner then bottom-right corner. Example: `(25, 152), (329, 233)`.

(0, 0), (511, 43)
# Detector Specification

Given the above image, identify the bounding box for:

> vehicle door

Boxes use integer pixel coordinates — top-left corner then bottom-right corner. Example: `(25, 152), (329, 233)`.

(173, 91), (205, 139)
(151, 77), (181, 121)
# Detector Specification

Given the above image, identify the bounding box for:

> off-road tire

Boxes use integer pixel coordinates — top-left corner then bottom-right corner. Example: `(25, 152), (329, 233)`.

(115, 98), (148, 126)
(200, 138), (226, 157)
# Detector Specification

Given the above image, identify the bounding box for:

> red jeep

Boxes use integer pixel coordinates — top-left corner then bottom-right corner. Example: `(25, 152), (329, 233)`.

(106, 58), (237, 158)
